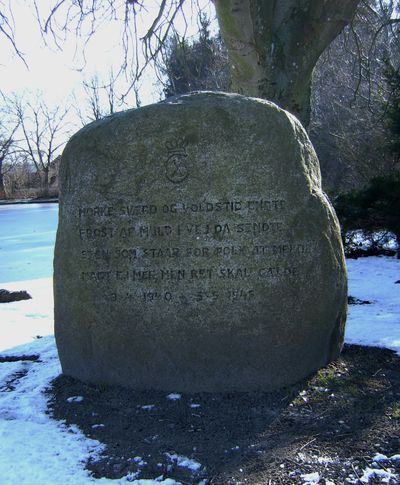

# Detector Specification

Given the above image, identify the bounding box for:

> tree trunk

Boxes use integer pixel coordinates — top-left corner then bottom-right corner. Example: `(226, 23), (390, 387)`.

(41, 169), (49, 198)
(0, 174), (5, 199)
(0, 160), (6, 199)
(214, 0), (359, 127)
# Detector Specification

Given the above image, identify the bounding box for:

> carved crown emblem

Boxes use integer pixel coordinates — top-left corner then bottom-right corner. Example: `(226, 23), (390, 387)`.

(165, 137), (187, 156)
(165, 136), (189, 183)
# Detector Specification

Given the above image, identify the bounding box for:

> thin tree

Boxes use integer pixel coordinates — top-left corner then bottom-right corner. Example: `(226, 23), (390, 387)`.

(77, 70), (121, 124)
(86, 74), (116, 120)
(0, 122), (18, 199)
(12, 97), (70, 198)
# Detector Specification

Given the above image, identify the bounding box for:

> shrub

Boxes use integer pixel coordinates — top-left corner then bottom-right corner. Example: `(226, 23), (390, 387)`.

(332, 173), (400, 257)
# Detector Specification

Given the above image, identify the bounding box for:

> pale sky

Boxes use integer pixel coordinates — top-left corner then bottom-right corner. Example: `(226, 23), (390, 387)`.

(0, 0), (216, 114)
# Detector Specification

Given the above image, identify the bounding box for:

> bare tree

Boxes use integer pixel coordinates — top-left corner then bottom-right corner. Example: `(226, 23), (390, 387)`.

(10, 96), (70, 198)
(310, 0), (400, 190)
(2, 153), (34, 199)
(86, 73), (116, 120)
(0, 122), (18, 198)
(77, 70), (123, 124)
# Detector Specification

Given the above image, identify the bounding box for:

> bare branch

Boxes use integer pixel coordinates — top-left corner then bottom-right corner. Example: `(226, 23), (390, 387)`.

(0, 3), (28, 67)
(33, 1), (205, 101)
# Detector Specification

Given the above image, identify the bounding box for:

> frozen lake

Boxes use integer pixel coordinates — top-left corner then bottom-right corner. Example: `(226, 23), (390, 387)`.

(0, 203), (58, 284)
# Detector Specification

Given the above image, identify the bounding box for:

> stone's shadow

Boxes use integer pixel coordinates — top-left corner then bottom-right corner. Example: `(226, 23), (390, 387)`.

(47, 344), (400, 484)
(48, 374), (303, 483)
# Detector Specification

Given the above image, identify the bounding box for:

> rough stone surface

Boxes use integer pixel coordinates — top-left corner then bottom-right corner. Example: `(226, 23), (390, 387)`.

(54, 92), (347, 392)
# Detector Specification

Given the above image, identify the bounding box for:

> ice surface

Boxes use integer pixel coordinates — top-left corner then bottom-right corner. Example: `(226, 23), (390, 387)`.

(0, 203), (58, 283)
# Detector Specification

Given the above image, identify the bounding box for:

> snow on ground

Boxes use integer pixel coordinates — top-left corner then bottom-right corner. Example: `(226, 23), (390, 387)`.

(0, 278), (54, 351)
(0, 256), (399, 484)
(346, 256), (400, 353)
(0, 337), (180, 485)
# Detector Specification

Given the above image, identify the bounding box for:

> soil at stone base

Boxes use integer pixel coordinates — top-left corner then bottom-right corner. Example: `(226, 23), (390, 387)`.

(47, 344), (400, 485)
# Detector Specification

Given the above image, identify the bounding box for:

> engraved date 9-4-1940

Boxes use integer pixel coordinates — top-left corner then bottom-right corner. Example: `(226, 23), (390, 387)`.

(107, 288), (255, 305)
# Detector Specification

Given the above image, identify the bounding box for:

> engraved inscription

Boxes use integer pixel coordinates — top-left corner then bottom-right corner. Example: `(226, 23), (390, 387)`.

(78, 221), (285, 240)
(77, 199), (287, 218)
(74, 195), (316, 305)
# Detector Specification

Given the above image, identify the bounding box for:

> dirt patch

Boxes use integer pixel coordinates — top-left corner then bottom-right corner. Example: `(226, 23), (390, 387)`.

(47, 344), (400, 484)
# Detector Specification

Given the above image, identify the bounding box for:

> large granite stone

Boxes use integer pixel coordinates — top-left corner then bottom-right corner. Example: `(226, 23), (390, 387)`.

(54, 92), (347, 392)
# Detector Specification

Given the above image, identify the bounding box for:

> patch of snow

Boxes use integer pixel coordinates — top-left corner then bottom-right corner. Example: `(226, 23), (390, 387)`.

(347, 230), (397, 251)
(0, 337), (104, 484)
(190, 403), (201, 408)
(141, 404), (155, 411)
(316, 456), (337, 464)
(67, 396), (84, 403)
(0, 278), (53, 352)
(374, 453), (400, 462)
(132, 456), (147, 467)
(166, 393), (181, 401)
(165, 453), (202, 472)
(301, 471), (320, 484)
(359, 467), (398, 483)
(373, 453), (389, 461)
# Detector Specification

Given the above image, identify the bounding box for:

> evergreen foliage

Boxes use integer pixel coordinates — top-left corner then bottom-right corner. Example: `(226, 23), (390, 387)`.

(334, 173), (400, 256)
(162, 15), (229, 98)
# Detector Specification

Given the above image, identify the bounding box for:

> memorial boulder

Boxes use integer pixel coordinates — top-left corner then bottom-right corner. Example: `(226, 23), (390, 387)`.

(54, 92), (347, 392)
